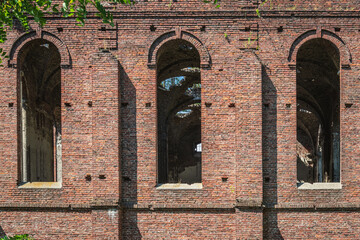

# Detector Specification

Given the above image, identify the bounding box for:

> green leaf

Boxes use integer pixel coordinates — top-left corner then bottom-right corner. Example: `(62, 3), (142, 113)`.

(52, 4), (60, 13)
(256, 9), (261, 18)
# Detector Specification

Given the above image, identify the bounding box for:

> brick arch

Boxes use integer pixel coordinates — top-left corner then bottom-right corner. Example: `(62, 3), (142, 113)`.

(9, 30), (71, 68)
(148, 29), (211, 68)
(288, 29), (351, 66)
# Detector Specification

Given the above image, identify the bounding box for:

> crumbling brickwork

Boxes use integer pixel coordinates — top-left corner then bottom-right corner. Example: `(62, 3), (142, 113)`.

(0, 0), (359, 239)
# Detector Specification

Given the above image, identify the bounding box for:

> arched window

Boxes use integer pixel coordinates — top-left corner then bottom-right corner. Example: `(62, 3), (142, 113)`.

(296, 38), (340, 183)
(18, 39), (61, 183)
(157, 39), (201, 184)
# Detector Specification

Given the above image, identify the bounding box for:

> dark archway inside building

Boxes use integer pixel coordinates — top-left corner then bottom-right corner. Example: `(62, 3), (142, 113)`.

(18, 39), (61, 182)
(157, 39), (201, 184)
(296, 38), (340, 183)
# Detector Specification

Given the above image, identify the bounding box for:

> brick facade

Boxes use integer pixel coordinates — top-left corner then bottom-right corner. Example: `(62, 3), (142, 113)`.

(0, 0), (359, 239)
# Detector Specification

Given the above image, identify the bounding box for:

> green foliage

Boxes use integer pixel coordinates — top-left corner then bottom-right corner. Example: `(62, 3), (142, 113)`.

(256, 0), (272, 18)
(0, 0), (132, 65)
(203, 0), (220, 8)
(256, 8), (261, 18)
(0, 0), (224, 65)
(0, 0), (132, 33)
(1, 234), (33, 240)
(0, 46), (9, 66)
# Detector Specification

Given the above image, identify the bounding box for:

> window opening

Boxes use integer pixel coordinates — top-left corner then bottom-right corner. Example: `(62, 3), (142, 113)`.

(296, 38), (340, 183)
(195, 143), (202, 153)
(19, 39), (61, 183)
(157, 39), (201, 184)
(159, 76), (185, 91)
(181, 67), (200, 73)
(176, 109), (192, 118)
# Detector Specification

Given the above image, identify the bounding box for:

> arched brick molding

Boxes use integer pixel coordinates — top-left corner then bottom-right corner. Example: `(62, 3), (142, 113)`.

(9, 30), (71, 68)
(288, 29), (352, 67)
(148, 28), (211, 68)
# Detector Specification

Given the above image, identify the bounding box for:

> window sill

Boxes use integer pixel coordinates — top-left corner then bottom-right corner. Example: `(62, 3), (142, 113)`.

(297, 182), (342, 190)
(156, 183), (203, 190)
(18, 182), (62, 189)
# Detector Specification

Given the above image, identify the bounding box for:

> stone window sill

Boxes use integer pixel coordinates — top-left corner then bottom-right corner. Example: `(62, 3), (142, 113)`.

(297, 182), (342, 190)
(156, 183), (203, 190)
(18, 182), (62, 189)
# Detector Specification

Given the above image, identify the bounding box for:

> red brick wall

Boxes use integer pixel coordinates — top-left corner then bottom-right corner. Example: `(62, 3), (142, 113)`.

(0, 1), (359, 239)
(265, 211), (360, 239)
(0, 210), (119, 239)
(122, 210), (262, 239)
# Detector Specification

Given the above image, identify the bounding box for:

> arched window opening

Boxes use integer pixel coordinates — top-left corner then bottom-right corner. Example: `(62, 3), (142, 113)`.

(157, 39), (201, 184)
(19, 39), (61, 183)
(296, 39), (340, 183)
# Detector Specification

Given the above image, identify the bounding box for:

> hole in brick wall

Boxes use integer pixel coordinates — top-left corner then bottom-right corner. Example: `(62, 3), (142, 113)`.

(286, 104), (291, 108)
(205, 102), (212, 107)
(264, 103), (269, 108)
(57, 27), (63, 33)
(265, 177), (270, 183)
(89, 66), (92, 68)
(334, 27), (341, 32)
(222, 177), (228, 182)
(277, 26), (283, 33)
(101, 49), (110, 53)
(146, 102), (151, 107)
(121, 102), (129, 107)
(99, 174), (106, 179)
(219, 68), (223, 71)
(122, 176), (131, 182)
(100, 27), (106, 31)
(65, 102), (72, 107)
(228, 103), (235, 108)
(88, 101), (93, 107)
(342, 64), (351, 69)
(85, 174), (91, 181)
(200, 25), (206, 32)
(150, 25), (156, 32)
(173, 0), (177, 2)
(345, 103), (353, 108)
(245, 27), (250, 32)
(8, 102), (14, 107)
(225, 35), (230, 43)
(12, 19), (25, 31)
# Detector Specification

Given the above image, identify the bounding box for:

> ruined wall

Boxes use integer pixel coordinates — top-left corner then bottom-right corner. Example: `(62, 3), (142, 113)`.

(0, 0), (359, 239)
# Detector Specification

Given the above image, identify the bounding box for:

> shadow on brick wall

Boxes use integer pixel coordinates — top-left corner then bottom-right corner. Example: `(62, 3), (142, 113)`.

(262, 65), (283, 239)
(119, 63), (141, 239)
(0, 225), (6, 238)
